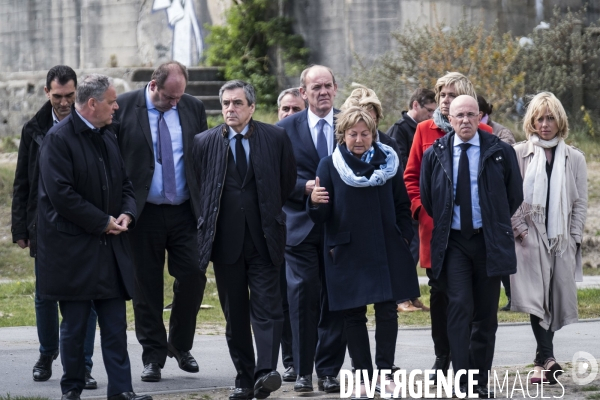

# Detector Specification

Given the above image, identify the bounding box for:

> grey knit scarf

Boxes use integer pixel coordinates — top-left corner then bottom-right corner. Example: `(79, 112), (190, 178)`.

(433, 108), (453, 133)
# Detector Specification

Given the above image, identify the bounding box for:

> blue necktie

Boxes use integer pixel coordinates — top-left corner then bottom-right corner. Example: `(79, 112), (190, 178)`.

(316, 119), (328, 159)
(156, 112), (177, 202)
(455, 143), (473, 239)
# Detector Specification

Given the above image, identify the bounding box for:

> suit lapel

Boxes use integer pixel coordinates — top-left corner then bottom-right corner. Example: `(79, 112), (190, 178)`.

(177, 98), (192, 156)
(297, 111), (320, 165)
(135, 87), (153, 152)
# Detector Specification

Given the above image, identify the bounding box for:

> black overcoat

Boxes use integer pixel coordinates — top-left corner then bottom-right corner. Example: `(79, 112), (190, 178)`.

(192, 120), (297, 271)
(11, 100), (54, 256)
(420, 130), (524, 279)
(307, 143), (419, 311)
(36, 109), (137, 301)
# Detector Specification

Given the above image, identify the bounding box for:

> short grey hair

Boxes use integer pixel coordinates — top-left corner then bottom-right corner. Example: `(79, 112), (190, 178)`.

(277, 88), (307, 108)
(76, 74), (113, 106)
(219, 80), (256, 106)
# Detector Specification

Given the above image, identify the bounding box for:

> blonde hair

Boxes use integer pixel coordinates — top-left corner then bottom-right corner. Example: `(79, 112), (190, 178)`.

(522, 92), (569, 139)
(434, 72), (477, 104)
(340, 83), (384, 123)
(334, 106), (378, 145)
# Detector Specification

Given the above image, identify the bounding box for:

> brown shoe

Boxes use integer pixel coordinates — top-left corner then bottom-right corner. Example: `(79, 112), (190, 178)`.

(397, 300), (421, 312)
(411, 298), (430, 311)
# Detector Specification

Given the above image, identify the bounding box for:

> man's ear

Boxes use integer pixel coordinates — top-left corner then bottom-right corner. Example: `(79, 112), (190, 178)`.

(299, 87), (308, 100)
(411, 100), (419, 111)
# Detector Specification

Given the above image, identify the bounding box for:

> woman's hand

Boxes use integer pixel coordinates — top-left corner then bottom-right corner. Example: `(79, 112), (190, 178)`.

(310, 177), (329, 205)
(518, 230), (528, 242)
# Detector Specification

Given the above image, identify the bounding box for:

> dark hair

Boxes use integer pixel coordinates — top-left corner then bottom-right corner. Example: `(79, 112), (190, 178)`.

(151, 61), (189, 89)
(408, 88), (436, 109)
(477, 95), (493, 116)
(277, 87), (307, 108)
(46, 65), (77, 90)
(219, 80), (256, 106)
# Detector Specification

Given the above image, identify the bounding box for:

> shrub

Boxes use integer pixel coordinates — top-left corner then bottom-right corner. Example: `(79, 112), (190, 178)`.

(204, 0), (309, 109)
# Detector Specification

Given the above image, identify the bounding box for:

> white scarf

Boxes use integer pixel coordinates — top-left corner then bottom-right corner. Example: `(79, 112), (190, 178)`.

(332, 142), (399, 187)
(522, 134), (568, 254)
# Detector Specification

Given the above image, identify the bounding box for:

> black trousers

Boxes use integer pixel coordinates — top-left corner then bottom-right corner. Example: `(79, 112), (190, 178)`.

(129, 201), (206, 367)
(279, 260), (294, 368)
(213, 227), (284, 389)
(59, 298), (131, 396)
(442, 230), (500, 386)
(530, 314), (555, 363)
(426, 268), (450, 358)
(344, 300), (398, 377)
(285, 226), (347, 377)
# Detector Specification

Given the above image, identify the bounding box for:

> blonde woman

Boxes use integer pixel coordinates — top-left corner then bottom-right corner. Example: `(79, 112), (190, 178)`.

(511, 92), (587, 385)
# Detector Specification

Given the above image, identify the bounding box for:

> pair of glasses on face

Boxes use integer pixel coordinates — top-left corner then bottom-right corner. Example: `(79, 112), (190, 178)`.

(423, 105), (436, 113)
(450, 113), (479, 120)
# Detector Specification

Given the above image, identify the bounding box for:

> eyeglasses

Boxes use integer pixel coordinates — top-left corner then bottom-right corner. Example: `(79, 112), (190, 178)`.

(423, 105), (436, 113)
(449, 113), (479, 120)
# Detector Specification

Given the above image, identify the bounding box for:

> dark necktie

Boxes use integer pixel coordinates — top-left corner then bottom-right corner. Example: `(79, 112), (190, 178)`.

(316, 119), (328, 159)
(156, 112), (177, 202)
(455, 143), (474, 239)
(235, 133), (247, 180)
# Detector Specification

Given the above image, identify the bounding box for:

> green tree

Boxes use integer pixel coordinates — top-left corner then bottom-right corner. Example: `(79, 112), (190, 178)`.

(205, 0), (309, 108)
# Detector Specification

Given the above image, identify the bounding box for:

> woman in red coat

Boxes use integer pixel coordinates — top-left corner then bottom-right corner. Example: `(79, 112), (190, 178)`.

(403, 72), (491, 382)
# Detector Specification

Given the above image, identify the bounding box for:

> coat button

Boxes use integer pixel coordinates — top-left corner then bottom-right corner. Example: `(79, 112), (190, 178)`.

(241, 207), (244, 211)
(145, 185), (149, 190)
(217, 183), (222, 187)
(213, 207), (217, 211)
(209, 230), (214, 235)
(99, 157), (103, 161)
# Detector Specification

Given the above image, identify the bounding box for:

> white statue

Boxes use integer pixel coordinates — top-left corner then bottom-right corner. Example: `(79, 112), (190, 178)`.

(153, 0), (203, 66)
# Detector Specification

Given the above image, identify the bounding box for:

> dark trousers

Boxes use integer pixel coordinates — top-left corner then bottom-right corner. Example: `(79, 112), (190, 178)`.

(344, 300), (398, 377)
(279, 261), (294, 368)
(501, 275), (511, 299)
(59, 298), (131, 396)
(530, 314), (554, 363)
(213, 228), (284, 389)
(34, 260), (97, 370)
(130, 201), (206, 367)
(285, 227), (347, 377)
(442, 231), (500, 386)
(409, 219), (420, 265)
(425, 268), (450, 358)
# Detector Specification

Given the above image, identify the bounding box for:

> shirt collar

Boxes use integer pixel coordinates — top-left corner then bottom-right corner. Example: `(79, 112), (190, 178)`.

(51, 109), (60, 125)
(453, 131), (480, 147)
(307, 108), (334, 129)
(145, 84), (176, 112)
(228, 124), (250, 140)
(75, 110), (98, 131)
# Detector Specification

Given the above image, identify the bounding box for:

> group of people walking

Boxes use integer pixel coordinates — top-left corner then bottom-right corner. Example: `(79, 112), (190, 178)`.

(11, 62), (587, 400)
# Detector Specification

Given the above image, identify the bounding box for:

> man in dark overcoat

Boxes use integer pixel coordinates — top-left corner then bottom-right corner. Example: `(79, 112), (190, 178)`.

(11, 65), (98, 388)
(420, 95), (523, 397)
(192, 80), (296, 400)
(275, 65), (347, 394)
(37, 74), (150, 400)
(114, 61), (208, 382)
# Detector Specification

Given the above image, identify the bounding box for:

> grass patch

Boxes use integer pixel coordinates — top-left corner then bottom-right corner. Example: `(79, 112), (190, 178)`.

(586, 394), (600, 400)
(583, 266), (600, 276)
(0, 395), (49, 400)
(582, 385), (600, 392)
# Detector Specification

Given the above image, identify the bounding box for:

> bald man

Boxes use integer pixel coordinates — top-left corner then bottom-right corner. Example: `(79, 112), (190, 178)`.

(420, 96), (523, 397)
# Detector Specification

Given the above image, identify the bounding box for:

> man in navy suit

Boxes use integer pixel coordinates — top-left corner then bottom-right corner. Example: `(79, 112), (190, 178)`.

(276, 65), (346, 394)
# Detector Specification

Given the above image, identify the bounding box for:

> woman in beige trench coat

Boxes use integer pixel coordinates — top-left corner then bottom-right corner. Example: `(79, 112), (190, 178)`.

(510, 92), (587, 386)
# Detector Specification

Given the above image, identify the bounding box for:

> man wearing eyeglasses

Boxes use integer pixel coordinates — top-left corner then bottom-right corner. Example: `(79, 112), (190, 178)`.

(420, 95), (523, 397)
(403, 73), (493, 384)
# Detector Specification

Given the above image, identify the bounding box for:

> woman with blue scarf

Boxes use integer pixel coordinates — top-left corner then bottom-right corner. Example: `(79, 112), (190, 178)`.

(308, 107), (419, 397)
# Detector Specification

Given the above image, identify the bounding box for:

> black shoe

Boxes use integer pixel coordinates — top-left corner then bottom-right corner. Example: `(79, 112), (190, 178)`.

(229, 388), (253, 400)
(108, 392), (153, 400)
(33, 351), (59, 381)
(294, 375), (313, 392)
(452, 384), (469, 398)
(254, 370), (282, 399)
(475, 385), (495, 398)
(500, 299), (511, 312)
(428, 355), (451, 383)
(61, 390), (80, 400)
(167, 343), (199, 373)
(318, 376), (341, 393)
(84, 370), (97, 389)
(141, 363), (161, 382)
(282, 365), (297, 382)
